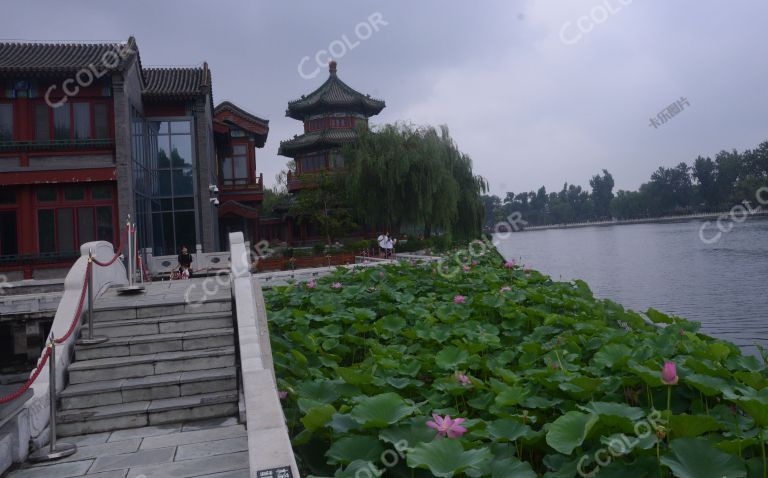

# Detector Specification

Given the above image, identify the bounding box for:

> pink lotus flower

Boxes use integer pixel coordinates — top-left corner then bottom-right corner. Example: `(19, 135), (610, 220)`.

(463, 265), (471, 272)
(453, 295), (467, 304)
(332, 282), (343, 289)
(500, 286), (512, 292)
(427, 414), (467, 439)
(504, 261), (515, 268)
(278, 390), (288, 399)
(379, 271), (385, 278)
(455, 372), (471, 386)
(471, 260), (478, 266)
(661, 361), (678, 385)
(306, 280), (316, 289)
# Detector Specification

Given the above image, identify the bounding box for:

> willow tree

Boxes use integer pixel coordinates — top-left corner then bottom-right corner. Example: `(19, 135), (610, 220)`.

(343, 123), (486, 239)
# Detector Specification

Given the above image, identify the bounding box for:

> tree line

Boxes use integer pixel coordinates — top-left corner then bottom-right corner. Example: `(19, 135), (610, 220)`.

(483, 140), (768, 227)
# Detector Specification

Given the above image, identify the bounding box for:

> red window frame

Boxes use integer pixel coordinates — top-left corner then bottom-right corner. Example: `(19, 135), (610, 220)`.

(221, 140), (254, 187)
(34, 184), (117, 254)
(32, 99), (114, 141)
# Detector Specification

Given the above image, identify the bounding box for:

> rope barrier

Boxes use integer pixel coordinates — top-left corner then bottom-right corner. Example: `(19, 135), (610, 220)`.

(91, 227), (128, 267)
(54, 263), (91, 345)
(0, 221), (131, 405)
(0, 346), (52, 405)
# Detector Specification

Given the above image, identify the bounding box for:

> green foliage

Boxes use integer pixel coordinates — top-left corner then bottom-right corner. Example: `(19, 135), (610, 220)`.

(343, 123), (487, 240)
(265, 254), (768, 476)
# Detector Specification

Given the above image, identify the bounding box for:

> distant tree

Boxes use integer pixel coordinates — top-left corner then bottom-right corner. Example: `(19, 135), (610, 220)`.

(691, 156), (717, 209)
(589, 169), (615, 219)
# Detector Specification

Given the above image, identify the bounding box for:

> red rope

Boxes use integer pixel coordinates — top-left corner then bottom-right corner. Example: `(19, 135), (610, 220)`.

(54, 262), (91, 345)
(0, 222), (137, 405)
(0, 346), (51, 404)
(92, 226), (128, 267)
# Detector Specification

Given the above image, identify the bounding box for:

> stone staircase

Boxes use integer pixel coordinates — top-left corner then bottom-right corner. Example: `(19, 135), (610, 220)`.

(56, 298), (239, 436)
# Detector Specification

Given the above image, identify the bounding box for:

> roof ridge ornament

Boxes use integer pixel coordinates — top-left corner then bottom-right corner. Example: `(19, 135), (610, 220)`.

(329, 60), (337, 75)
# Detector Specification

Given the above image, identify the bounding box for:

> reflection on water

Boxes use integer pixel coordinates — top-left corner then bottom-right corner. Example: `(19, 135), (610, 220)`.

(495, 217), (768, 356)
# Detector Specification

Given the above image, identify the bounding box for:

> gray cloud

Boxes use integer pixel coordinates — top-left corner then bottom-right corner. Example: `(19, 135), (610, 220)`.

(2, 0), (766, 195)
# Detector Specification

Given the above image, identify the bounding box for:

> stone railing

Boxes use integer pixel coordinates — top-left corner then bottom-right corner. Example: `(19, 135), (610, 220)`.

(0, 241), (127, 474)
(144, 250), (231, 277)
(228, 232), (300, 477)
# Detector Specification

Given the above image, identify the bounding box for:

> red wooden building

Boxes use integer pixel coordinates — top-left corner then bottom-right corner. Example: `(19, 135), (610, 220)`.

(275, 60), (385, 243)
(0, 38), (269, 279)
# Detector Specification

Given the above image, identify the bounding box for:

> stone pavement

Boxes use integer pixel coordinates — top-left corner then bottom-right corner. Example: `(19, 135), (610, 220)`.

(4, 416), (248, 478)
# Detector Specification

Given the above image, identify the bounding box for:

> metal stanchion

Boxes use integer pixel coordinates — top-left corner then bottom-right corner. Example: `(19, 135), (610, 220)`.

(118, 216), (145, 294)
(78, 251), (108, 346)
(29, 337), (77, 462)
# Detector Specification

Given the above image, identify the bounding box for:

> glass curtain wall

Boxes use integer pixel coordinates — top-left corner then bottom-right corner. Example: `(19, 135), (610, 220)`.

(150, 120), (196, 256)
(131, 109), (158, 256)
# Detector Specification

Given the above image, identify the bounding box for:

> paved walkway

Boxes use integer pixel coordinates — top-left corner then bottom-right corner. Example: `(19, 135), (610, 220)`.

(5, 416), (248, 478)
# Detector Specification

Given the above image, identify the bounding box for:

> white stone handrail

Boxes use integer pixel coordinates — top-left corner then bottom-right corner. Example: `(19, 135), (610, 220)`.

(229, 232), (300, 478)
(1, 241), (127, 470)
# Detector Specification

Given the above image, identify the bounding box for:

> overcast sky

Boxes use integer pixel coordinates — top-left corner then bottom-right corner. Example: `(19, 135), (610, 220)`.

(2, 1), (767, 195)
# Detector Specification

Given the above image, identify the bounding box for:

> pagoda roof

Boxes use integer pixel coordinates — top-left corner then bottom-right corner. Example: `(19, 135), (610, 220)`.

(0, 37), (141, 76)
(278, 128), (357, 157)
(286, 61), (385, 120)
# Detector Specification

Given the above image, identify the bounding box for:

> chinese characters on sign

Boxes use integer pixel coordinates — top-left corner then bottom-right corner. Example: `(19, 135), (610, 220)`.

(649, 96), (691, 129)
(257, 467), (293, 478)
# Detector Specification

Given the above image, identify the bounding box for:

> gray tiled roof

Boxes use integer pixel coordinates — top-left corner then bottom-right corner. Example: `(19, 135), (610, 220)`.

(286, 63), (385, 120)
(0, 39), (136, 74)
(143, 66), (210, 98)
(278, 128), (357, 156)
(214, 101), (269, 127)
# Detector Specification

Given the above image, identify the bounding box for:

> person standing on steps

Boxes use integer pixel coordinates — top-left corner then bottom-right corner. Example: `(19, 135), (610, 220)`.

(176, 245), (193, 278)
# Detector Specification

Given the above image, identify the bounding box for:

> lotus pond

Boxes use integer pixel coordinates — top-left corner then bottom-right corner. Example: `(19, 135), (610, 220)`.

(264, 252), (768, 477)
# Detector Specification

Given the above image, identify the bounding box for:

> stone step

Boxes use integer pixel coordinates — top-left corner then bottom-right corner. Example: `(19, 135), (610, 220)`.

(89, 311), (234, 338)
(93, 298), (231, 322)
(68, 347), (236, 384)
(57, 390), (239, 436)
(74, 327), (235, 361)
(60, 367), (237, 410)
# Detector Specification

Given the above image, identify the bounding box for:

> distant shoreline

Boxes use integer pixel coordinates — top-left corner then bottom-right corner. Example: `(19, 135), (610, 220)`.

(512, 210), (768, 232)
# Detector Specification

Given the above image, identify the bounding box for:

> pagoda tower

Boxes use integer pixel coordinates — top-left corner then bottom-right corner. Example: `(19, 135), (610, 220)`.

(278, 60), (385, 193)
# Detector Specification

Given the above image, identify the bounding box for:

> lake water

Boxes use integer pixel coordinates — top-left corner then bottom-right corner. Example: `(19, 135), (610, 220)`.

(495, 216), (768, 356)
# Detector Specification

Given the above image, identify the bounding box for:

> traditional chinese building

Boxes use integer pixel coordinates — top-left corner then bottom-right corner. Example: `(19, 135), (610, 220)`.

(0, 37), (268, 278)
(276, 60), (385, 243)
(213, 101), (269, 247)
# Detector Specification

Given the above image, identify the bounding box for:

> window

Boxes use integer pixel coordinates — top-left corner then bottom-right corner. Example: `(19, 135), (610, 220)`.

(330, 117), (351, 128)
(307, 118), (324, 131)
(331, 153), (345, 169)
(92, 185), (112, 200)
(300, 154), (326, 172)
(94, 104), (109, 139)
(53, 104), (71, 140)
(35, 102), (111, 141)
(0, 189), (15, 204)
(35, 104), (49, 141)
(73, 103), (90, 140)
(64, 186), (85, 201)
(36, 188), (57, 202)
(0, 211), (18, 256)
(96, 206), (113, 242)
(78, 207), (95, 244)
(222, 143), (250, 186)
(57, 208), (75, 253)
(37, 210), (55, 253)
(0, 103), (12, 141)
